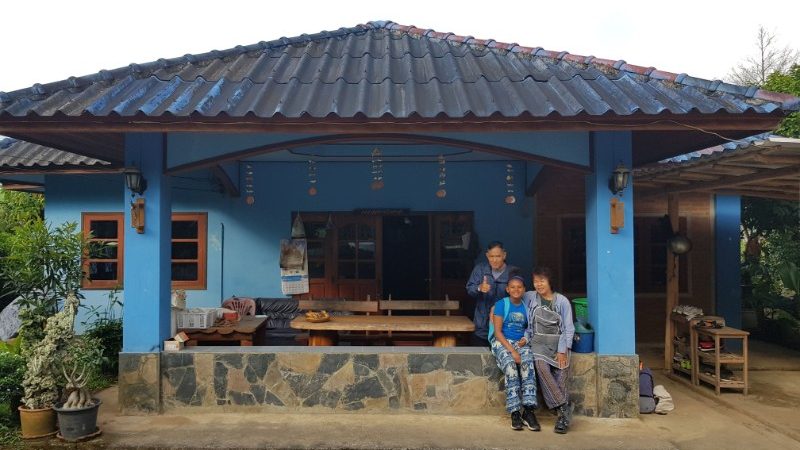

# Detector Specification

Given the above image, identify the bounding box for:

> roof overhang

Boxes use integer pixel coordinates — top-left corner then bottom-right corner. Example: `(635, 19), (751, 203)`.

(634, 136), (800, 201)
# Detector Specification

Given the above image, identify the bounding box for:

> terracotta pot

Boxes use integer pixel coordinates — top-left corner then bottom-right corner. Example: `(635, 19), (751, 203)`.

(18, 405), (58, 439)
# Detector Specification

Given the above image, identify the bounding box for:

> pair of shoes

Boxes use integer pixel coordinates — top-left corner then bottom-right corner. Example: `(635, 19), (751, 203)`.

(511, 410), (524, 430)
(554, 404), (570, 434)
(521, 406), (541, 431)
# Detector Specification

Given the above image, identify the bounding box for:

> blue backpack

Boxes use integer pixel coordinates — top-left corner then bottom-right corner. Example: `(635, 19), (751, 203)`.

(639, 367), (656, 414)
(487, 298), (511, 343)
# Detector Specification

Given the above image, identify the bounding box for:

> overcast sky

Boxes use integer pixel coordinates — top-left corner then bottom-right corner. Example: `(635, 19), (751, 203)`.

(1, 0), (799, 93)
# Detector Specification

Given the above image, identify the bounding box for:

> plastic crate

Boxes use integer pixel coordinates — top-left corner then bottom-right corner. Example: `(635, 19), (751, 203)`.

(176, 308), (216, 329)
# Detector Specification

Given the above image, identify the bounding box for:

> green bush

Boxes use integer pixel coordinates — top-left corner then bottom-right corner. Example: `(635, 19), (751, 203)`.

(81, 289), (123, 377)
(0, 352), (24, 406)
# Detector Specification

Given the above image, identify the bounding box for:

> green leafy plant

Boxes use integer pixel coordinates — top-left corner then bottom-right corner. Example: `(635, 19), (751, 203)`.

(81, 288), (123, 377)
(0, 220), (86, 357)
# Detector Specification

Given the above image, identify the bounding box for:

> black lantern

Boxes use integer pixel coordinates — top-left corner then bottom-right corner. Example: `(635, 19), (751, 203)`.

(609, 163), (630, 196)
(668, 234), (693, 255)
(123, 167), (147, 195)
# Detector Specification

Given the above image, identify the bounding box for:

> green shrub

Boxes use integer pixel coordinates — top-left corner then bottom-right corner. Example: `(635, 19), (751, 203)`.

(0, 352), (24, 405)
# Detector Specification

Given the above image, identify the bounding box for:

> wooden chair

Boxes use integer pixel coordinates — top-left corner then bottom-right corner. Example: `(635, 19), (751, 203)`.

(222, 297), (256, 317)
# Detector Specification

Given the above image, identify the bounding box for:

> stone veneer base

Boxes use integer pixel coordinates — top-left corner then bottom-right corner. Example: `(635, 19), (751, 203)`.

(118, 347), (638, 417)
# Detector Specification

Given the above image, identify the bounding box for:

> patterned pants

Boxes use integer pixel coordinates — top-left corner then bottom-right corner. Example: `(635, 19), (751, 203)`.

(535, 359), (569, 409)
(490, 339), (537, 412)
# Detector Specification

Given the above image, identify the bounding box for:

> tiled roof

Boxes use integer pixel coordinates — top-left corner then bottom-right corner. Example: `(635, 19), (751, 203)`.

(658, 133), (774, 164)
(634, 134), (800, 201)
(0, 137), (111, 168)
(1, 21), (797, 120)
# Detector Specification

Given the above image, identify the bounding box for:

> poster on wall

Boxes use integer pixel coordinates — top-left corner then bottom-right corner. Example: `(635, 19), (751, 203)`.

(280, 238), (308, 295)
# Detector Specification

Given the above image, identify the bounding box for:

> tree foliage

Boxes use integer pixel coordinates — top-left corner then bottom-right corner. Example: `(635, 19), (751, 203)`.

(763, 64), (800, 138)
(0, 190), (44, 312)
(727, 26), (798, 87)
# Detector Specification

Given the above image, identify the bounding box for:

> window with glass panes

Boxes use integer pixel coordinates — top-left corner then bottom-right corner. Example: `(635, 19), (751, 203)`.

(82, 213), (124, 289)
(81, 212), (207, 290)
(171, 212), (207, 289)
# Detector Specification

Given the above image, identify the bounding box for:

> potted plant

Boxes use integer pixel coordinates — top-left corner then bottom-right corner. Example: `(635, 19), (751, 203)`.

(0, 220), (86, 438)
(53, 332), (104, 442)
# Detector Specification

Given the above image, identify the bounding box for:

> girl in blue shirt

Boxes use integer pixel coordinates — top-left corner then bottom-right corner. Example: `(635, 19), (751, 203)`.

(490, 275), (540, 431)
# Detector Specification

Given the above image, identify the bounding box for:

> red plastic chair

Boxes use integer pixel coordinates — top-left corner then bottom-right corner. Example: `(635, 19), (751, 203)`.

(222, 297), (256, 317)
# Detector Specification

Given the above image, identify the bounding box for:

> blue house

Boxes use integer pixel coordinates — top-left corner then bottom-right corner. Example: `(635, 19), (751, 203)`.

(1, 21), (798, 416)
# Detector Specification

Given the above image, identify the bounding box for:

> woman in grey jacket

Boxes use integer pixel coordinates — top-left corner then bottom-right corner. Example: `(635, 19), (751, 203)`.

(524, 266), (575, 434)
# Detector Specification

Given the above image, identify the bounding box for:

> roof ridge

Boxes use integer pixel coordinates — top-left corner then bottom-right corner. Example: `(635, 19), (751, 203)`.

(0, 20), (798, 110)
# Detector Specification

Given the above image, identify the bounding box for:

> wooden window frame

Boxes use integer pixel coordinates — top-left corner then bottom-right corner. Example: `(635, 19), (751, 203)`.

(171, 212), (208, 290)
(559, 215), (690, 296)
(82, 212), (124, 290)
(81, 212), (208, 290)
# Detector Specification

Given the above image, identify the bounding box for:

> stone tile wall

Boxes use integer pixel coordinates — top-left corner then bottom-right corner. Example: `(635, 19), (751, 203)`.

(119, 348), (638, 417)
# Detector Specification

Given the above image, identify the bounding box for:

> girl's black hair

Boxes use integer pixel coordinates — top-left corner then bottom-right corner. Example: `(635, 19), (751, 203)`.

(531, 266), (557, 291)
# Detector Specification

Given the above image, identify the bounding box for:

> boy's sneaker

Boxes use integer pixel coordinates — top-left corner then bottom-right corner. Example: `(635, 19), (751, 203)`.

(511, 411), (524, 430)
(521, 407), (541, 431)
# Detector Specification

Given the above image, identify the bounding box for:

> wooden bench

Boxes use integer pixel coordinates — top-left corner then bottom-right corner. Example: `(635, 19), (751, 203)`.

(290, 315), (474, 347)
(296, 298), (379, 344)
(379, 299), (461, 344)
(298, 298), (379, 314)
(180, 317), (267, 347)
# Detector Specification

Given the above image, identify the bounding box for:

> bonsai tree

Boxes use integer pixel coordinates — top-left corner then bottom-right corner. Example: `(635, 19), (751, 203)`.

(0, 219), (87, 410)
(21, 294), (79, 409)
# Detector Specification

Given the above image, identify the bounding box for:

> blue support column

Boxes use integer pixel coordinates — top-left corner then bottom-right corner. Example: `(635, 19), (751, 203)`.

(122, 133), (172, 352)
(714, 195), (742, 330)
(585, 132), (635, 355)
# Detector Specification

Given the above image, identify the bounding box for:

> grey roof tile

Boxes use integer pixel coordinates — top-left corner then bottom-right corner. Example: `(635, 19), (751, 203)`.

(1, 21), (798, 120)
(0, 138), (111, 168)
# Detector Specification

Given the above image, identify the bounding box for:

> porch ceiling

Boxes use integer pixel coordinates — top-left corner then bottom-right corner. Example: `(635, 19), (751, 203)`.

(634, 135), (800, 201)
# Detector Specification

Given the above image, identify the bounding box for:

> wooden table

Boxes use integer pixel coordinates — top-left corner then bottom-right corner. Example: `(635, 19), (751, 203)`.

(290, 315), (475, 347)
(691, 326), (749, 395)
(180, 317), (266, 346)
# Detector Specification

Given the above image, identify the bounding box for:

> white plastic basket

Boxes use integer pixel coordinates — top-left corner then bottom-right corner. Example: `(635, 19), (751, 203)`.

(176, 308), (216, 329)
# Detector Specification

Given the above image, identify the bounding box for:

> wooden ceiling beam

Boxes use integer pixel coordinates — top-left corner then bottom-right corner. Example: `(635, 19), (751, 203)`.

(663, 164), (800, 194)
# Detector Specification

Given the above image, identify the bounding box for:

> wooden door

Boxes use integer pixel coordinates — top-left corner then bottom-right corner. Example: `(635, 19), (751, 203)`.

(295, 214), (334, 299)
(431, 213), (474, 303)
(333, 215), (381, 300)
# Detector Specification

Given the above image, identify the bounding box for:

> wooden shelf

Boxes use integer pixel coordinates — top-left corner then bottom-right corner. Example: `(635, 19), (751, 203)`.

(697, 351), (745, 365)
(697, 372), (746, 390)
(692, 326), (749, 395)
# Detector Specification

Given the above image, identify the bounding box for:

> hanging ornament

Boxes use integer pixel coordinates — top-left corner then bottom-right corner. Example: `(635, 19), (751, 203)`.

(436, 154), (447, 198)
(370, 147), (384, 190)
(504, 163), (516, 204)
(307, 159), (318, 196)
(244, 164), (255, 205)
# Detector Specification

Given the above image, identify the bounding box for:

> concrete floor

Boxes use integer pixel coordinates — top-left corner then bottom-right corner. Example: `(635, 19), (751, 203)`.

(28, 339), (800, 449)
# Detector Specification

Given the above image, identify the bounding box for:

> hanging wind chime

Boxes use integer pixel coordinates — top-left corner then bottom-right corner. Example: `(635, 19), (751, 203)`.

(245, 164), (255, 205)
(436, 154), (447, 198)
(504, 163), (516, 204)
(370, 147), (384, 190)
(307, 159), (318, 196)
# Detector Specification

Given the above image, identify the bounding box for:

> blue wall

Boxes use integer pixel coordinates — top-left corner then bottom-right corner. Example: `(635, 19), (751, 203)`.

(45, 159), (534, 331)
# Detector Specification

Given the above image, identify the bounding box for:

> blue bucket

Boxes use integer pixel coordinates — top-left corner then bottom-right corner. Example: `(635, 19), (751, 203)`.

(573, 327), (594, 353)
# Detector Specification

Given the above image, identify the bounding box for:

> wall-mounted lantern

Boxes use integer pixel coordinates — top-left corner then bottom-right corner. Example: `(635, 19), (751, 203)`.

(124, 167), (147, 234)
(609, 163), (630, 196)
(609, 163), (630, 234)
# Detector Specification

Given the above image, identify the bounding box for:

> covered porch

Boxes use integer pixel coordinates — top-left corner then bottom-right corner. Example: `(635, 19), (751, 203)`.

(1, 21), (797, 417)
